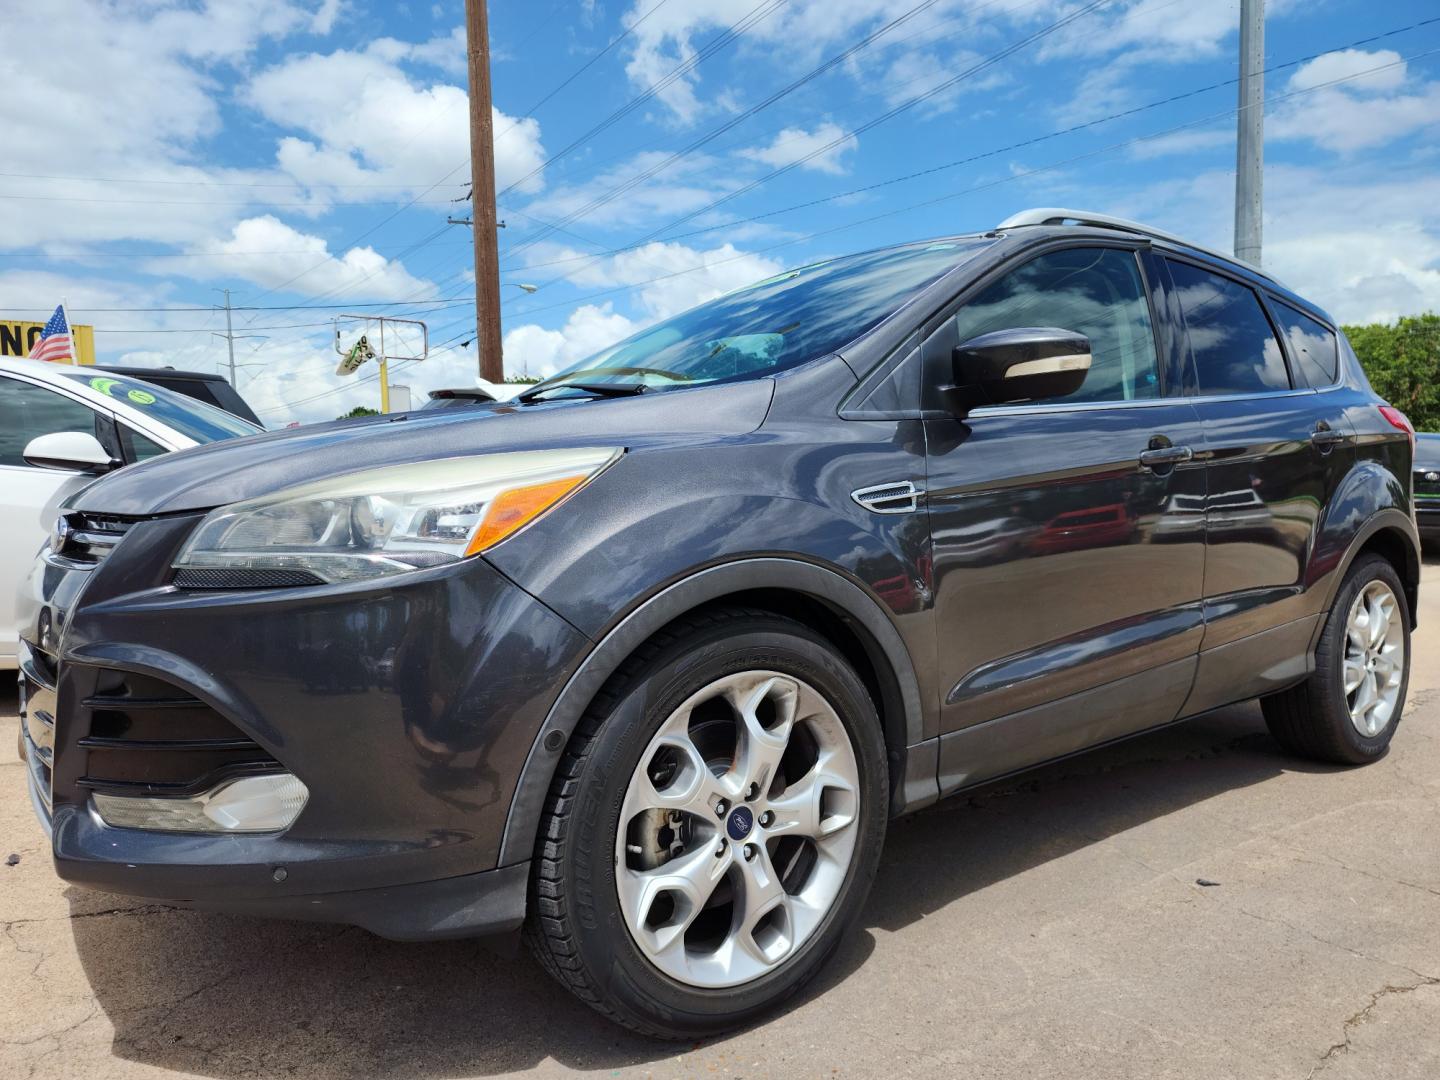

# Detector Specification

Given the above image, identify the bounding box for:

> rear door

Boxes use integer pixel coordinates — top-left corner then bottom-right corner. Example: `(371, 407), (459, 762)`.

(1159, 257), (1354, 714)
(924, 244), (1208, 792)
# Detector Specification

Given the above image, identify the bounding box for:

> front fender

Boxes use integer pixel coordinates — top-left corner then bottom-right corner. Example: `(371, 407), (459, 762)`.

(495, 557), (932, 868)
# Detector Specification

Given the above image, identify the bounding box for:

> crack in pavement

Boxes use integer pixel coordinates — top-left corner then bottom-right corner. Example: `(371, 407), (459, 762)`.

(1306, 976), (1440, 1079)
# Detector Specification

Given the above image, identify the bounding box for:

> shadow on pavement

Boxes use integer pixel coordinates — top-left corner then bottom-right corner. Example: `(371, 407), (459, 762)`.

(59, 699), (1333, 1077)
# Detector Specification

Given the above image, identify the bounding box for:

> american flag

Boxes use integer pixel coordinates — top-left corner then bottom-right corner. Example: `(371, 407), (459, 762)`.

(29, 304), (75, 363)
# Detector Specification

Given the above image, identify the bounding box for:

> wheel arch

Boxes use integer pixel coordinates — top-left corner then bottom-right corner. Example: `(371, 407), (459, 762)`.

(1316, 508), (1421, 635)
(497, 558), (931, 867)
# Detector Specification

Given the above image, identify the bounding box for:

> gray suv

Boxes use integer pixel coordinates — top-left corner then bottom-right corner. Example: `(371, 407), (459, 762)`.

(18, 209), (1421, 1038)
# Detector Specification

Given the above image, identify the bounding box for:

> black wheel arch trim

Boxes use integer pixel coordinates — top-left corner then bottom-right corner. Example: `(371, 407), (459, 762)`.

(497, 557), (931, 867)
(1314, 506), (1421, 641)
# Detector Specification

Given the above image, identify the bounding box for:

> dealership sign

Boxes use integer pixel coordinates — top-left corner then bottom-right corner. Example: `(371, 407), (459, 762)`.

(0, 318), (96, 365)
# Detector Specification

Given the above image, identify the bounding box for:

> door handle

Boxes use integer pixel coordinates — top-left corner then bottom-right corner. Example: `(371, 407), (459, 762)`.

(1311, 427), (1345, 451)
(1139, 445), (1194, 469)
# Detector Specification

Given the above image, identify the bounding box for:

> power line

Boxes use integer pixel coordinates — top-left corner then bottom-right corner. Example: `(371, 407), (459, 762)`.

(503, 0), (1115, 270)
(501, 14), (1440, 277)
(495, 0), (791, 199)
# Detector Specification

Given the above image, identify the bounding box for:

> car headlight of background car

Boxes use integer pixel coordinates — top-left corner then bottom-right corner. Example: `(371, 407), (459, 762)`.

(173, 447), (621, 584)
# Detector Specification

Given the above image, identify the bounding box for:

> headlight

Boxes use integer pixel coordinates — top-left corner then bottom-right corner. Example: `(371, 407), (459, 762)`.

(173, 447), (620, 584)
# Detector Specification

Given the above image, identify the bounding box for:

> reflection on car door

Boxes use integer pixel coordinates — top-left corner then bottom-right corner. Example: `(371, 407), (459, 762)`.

(1160, 258), (1355, 715)
(923, 246), (1209, 794)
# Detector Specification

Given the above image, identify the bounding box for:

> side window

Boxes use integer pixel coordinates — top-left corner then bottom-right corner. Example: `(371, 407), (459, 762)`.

(952, 247), (1159, 403)
(0, 376), (106, 468)
(119, 424), (169, 463)
(1271, 300), (1338, 387)
(1165, 259), (1290, 394)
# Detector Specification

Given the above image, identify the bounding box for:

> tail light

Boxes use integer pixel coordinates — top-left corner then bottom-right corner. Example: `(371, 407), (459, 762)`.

(1379, 406), (1415, 456)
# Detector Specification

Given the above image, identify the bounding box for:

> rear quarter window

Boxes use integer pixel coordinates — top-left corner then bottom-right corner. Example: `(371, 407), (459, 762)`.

(1271, 300), (1339, 387)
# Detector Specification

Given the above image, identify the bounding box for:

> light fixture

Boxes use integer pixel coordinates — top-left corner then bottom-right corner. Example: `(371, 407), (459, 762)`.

(93, 773), (310, 833)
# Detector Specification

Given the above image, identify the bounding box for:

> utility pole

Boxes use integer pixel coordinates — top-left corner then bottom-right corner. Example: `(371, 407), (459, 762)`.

(212, 288), (261, 385)
(465, 0), (504, 382)
(1234, 0), (1264, 266)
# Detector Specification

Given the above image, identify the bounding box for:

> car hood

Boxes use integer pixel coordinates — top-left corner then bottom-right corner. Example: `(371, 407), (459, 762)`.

(72, 378), (775, 515)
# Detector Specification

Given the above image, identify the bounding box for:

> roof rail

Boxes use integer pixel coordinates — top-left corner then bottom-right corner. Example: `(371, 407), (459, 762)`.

(996, 207), (1277, 284)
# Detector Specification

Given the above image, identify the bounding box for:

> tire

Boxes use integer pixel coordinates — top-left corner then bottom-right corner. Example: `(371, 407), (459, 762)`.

(524, 607), (888, 1039)
(1262, 554), (1411, 765)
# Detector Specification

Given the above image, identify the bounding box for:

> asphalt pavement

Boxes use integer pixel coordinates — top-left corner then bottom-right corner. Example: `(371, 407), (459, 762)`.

(3, 553), (1438, 1079)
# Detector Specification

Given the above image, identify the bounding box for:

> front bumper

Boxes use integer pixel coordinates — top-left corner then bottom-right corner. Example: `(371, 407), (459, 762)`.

(1417, 503), (1440, 540)
(18, 512), (586, 939)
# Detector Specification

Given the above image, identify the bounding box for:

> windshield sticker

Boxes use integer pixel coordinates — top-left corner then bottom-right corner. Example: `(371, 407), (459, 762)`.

(88, 376), (120, 397)
(126, 388), (155, 405)
(87, 376), (156, 406)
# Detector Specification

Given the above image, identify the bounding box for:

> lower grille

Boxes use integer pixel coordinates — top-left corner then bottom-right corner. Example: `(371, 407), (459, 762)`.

(76, 669), (281, 798)
(174, 566), (325, 589)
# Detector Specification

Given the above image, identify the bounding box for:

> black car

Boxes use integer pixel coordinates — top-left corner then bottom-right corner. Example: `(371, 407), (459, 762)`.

(18, 209), (1421, 1038)
(97, 366), (264, 426)
(1415, 432), (1440, 544)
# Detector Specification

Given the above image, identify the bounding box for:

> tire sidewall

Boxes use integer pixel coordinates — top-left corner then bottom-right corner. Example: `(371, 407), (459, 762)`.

(564, 618), (887, 1034)
(1323, 556), (1411, 759)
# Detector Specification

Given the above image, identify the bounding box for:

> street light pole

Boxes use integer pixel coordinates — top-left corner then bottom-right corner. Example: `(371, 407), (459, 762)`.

(1234, 0), (1264, 266)
(465, 0), (504, 382)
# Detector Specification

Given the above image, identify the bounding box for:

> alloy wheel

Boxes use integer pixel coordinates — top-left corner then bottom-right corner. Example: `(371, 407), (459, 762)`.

(614, 670), (861, 989)
(1342, 580), (1404, 737)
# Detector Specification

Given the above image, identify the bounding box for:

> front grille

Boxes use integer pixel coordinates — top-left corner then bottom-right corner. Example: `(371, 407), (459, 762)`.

(1416, 471), (1440, 501)
(54, 512), (137, 565)
(75, 669), (281, 798)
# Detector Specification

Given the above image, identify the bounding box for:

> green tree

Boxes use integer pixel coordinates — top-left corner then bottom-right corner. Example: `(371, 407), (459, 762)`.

(1342, 314), (1440, 432)
(338, 405), (380, 420)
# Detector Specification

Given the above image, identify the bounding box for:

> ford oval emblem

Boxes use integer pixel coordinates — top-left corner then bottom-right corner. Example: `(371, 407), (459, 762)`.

(50, 515), (72, 554)
(726, 805), (754, 841)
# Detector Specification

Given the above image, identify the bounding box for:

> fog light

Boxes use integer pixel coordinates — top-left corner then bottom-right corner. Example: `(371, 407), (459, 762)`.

(93, 773), (308, 833)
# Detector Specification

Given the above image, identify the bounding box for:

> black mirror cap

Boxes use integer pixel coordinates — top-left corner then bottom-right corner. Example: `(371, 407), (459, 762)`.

(951, 326), (1092, 407)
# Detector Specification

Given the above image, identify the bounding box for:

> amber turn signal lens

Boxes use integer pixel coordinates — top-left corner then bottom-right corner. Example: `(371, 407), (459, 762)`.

(465, 475), (588, 555)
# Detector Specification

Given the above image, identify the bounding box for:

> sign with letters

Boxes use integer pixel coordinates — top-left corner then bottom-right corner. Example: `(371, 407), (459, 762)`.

(0, 318), (96, 365)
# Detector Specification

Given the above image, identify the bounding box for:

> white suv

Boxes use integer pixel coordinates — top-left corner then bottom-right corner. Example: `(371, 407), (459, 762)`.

(1, 357), (261, 668)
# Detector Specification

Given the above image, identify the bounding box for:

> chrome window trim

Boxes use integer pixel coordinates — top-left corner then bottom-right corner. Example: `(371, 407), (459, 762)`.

(972, 385), (1320, 419)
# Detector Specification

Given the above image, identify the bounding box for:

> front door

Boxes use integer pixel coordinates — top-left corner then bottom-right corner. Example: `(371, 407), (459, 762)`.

(923, 246), (1208, 792)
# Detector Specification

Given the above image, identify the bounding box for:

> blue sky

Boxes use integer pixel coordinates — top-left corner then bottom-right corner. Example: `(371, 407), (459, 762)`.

(3, 0), (1439, 423)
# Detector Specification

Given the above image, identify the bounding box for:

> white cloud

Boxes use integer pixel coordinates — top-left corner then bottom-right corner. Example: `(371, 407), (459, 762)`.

(247, 43), (547, 199)
(1270, 50), (1440, 154)
(188, 216), (435, 300)
(503, 303), (639, 379)
(742, 123), (858, 175)
(523, 240), (785, 319)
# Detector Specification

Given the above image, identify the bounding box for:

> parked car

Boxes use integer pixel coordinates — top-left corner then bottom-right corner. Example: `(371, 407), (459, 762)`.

(421, 387), (497, 409)
(1, 358), (261, 668)
(96, 365), (264, 426)
(1416, 432), (1440, 545)
(17, 210), (1420, 1039)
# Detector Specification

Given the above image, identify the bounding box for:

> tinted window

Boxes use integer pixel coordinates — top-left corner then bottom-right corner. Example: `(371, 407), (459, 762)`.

(119, 424), (168, 463)
(532, 239), (993, 394)
(951, 247), (1159, 402)
(1166, 260), (1289, 394)
(56, 370), (260, 442)
(0, 376), (107, 468)
(1272, 300), (1338, 387)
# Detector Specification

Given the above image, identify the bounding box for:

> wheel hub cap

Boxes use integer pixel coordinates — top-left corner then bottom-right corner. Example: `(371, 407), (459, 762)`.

(1342, 580), (1404, 738)
(615, 670), (861, 989)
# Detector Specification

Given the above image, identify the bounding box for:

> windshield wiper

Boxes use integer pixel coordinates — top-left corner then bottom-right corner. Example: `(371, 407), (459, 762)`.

(516, 381), (648, 403)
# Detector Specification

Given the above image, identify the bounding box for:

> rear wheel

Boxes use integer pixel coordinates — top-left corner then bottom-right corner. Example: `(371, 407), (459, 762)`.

(1262, 554), (1410, 764)
(525, 608), (887, 1039)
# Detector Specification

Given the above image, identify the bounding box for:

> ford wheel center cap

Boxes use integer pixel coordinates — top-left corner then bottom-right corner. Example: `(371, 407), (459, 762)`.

(726, 805), (754, 841)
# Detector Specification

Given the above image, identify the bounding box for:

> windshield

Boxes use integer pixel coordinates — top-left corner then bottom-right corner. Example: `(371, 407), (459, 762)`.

(58, 370), (262, 443)
(532, 238), (992, 394)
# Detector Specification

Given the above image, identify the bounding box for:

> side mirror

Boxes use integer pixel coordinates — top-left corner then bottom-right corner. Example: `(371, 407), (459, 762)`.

(953, 327), (1092, 406)
(22, 431), (118, 474)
